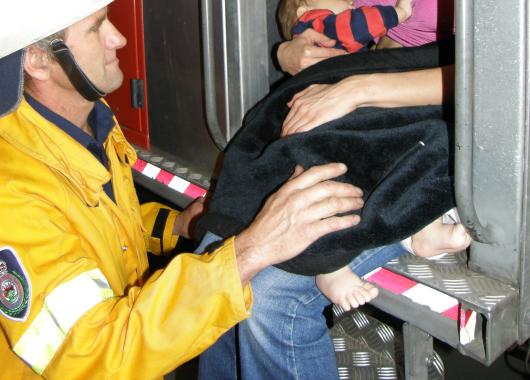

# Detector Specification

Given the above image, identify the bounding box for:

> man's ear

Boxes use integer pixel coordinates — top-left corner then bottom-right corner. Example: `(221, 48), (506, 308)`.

(23, 45), (53, 81)
(296, 5), (310, 18)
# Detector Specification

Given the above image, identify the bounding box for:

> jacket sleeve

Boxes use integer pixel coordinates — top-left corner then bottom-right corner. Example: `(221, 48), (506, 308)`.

(141, 201), (180, 255)
(0, 195), (252, 379)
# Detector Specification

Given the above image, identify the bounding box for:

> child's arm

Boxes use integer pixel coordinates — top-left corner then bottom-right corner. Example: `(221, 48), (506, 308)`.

(333, 5), (410, 53)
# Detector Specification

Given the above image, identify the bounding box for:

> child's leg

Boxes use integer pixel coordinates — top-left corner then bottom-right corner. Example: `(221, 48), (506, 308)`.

(316, 266), (378, 311)
(405, 209), (472, 258)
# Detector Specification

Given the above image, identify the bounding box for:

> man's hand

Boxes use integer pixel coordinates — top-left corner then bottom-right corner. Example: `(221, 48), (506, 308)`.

(234, 163), (364, 284)
(277, 29), (346, 75)
(172, 197), (206, 239)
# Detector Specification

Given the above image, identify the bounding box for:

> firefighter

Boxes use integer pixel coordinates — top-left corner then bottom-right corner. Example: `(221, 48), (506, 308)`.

(0, 0), (364, 378)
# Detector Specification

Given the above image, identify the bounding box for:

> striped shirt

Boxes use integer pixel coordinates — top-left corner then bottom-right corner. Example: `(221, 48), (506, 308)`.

(292, 6), (398, 53)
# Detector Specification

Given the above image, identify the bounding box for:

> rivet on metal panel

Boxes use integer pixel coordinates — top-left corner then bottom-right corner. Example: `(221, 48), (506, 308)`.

(333, 338), (347, 351)
(175, 167), (189, 175)
(351, 352), (371, 367)
(406, 264), (434, 278)
(162, 161), (176, 169)
(376, 325), (395, 343)
(351, 310), (371, 329)
(138, 151), (150, 159)
(376, 367), (398, 379)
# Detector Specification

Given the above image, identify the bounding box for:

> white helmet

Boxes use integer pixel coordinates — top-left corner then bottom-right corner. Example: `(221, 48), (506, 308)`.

(0, 0), (114, 116)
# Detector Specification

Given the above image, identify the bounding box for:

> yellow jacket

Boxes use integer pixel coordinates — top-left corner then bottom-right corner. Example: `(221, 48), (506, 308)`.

(0, 99), (251, 379)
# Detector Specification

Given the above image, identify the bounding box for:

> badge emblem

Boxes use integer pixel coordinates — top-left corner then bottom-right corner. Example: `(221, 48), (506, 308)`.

(0, 248), (30, 322)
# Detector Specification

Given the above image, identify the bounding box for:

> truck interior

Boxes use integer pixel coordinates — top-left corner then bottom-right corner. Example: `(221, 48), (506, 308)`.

(106, 0), (530, 378)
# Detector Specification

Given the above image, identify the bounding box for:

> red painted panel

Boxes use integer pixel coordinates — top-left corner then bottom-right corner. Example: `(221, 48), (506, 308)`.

(107, 0), (150, 149)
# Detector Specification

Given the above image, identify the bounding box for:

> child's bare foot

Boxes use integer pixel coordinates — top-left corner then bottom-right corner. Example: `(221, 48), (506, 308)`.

(316, 266), (379, 311)
(395, 0), (412, 22)
(411, 217), (472, 258)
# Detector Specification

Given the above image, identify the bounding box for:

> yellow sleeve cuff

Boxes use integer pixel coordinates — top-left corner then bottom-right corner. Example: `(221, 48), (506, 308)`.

(141, 202), (181, 255)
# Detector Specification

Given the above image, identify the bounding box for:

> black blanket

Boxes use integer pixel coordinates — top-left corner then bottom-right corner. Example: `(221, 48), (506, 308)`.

(197, 40), (456, 275)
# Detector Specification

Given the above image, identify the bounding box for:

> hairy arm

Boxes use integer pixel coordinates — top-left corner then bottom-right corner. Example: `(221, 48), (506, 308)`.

(233, 163), (364, 284)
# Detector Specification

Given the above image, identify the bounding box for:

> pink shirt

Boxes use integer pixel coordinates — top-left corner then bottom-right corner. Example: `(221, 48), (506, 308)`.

(354, 0), (454, 47)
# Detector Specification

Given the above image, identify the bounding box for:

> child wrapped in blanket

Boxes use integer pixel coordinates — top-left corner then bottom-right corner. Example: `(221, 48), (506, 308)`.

(275, 0), (468, 310)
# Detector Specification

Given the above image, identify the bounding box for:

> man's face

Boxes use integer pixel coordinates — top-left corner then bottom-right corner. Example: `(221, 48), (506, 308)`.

(305, 0), (354, 14)
(61, 7), (126, 95)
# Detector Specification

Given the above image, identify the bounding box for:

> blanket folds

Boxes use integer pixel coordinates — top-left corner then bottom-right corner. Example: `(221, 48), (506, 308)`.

(197, 40), (455, 275)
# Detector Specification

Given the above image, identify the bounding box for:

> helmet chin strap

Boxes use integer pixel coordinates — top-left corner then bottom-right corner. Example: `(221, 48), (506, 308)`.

(50, 39), (106, 101)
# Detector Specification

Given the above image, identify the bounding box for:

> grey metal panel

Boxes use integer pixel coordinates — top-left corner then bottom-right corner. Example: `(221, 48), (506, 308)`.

(203, 0), (270, 144)
(237, 0), (270, 131)
(403, 323), (433, 380)
(266, 0), (287, 85)
(368, 288), (461, 351)
(518, 0), (530, 343)
(143, 0), (220, 177)
(455, 0), (527, 283)
(142, 0), (270, 184)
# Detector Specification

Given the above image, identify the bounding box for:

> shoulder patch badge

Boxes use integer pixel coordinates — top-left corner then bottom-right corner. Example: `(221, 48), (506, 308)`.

(0, 247), (31, 322)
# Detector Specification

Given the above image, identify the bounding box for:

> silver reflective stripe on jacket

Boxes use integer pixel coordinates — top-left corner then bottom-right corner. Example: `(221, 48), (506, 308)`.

(13, 268), (114, 374)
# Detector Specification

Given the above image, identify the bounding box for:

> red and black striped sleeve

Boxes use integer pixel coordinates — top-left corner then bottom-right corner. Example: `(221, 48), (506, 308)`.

(292, 6), (398, 53)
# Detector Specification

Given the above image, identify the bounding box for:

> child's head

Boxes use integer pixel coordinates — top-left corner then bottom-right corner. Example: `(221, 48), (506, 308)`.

(278, 0), (354, 39)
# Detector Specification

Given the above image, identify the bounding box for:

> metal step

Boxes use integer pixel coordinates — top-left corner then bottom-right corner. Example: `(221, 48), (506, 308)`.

(331, 308), (444, 379)
(359, 251), (518, 366)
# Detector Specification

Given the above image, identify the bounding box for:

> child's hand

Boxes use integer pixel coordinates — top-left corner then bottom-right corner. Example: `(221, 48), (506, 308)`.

(395, 0), (412, 23)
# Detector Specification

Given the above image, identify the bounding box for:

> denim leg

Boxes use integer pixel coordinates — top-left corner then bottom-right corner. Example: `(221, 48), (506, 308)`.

(238, 266), (336, 380)
(198, 242), (405, 380)
(199, 265), (333, 380)
(198, 327), (237, 380)
(348, 243), (405, 277)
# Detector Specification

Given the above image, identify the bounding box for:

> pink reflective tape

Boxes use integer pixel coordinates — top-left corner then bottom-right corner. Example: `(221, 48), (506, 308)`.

(132, 158), (207, 200)
(132, 159), (147, 172)
(366, 268), (417, 294)
(156, 169), (174, 185)
(184, 183), (207, 198)
(441, 304), (459, 320)
(366, 267), (460, 322)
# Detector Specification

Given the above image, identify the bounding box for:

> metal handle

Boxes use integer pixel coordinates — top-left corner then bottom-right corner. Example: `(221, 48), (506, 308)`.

(201, 0), (227, 150)
(454, 0), (497, 244)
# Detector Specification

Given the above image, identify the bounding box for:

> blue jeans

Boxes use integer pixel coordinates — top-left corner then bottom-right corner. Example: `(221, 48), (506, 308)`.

(197, 242), (405, 380)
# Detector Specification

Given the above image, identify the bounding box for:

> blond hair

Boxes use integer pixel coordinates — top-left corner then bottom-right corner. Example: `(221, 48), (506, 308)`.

(278, 0), (309, 40)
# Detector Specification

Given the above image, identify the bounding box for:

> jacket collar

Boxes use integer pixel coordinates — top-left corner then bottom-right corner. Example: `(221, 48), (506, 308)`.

(0, 98), (137, 205)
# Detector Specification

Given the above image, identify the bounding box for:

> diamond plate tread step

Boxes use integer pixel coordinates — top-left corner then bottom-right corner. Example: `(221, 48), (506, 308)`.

(383, 251), (518, 316)
(330, 308), (444, 380)
(362, 250), (519, 365)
